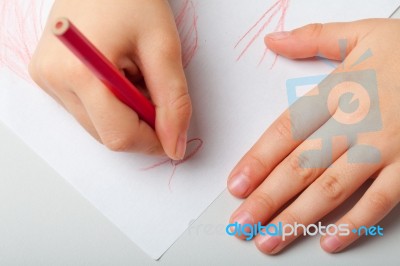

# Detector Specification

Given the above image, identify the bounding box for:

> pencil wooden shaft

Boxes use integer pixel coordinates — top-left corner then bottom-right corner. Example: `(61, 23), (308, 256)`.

(53, 18), (156, 129)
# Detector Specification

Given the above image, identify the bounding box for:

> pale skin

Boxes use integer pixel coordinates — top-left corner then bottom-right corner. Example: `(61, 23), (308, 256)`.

(228, 19), (400, 253)
(29, 1), (399, 255)
(29, 0), (192, 160)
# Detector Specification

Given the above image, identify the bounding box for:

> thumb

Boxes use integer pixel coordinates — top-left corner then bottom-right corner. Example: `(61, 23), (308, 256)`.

(138, 34), (192, 160)
(264, 21), (372, 60)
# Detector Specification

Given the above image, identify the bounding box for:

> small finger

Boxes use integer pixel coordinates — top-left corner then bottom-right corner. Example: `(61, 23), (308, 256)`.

(228, 77), (344, 198)
(229, 128), (349, 240)
(321, 163), (400, 253)
(254, 147), (382, 254)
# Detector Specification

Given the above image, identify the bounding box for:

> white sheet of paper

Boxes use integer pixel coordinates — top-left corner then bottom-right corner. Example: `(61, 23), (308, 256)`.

(1, 0), (399, 259)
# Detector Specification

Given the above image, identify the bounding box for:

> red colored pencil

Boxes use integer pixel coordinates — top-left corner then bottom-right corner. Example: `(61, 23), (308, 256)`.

(53, 17), (156, 129)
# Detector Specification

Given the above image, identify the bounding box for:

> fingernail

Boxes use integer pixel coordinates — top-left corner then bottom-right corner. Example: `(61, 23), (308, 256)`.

(257, 234), (281, 253)
(230, 211), (254, 233)
(322, 236), (341, 253)
(228, 174), (250, 196)
(175, 133), (187, 160)
(266, 31), (291, 40)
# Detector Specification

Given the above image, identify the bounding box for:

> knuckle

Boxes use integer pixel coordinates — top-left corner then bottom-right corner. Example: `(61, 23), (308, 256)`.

(300, 23), (324, 38)
(288, 153), (318, 184)
(332, 105), (371, 126)
(28, 51), (95, 91)
(250, 191), (276, 213)
(31, 55), (90, 91)
(366, 192), (393, 215)
(63, 60), (91, 83)
(341, 217), (358, 232)
(274, 113), (294, 140)
(101, 132), (135, 152)
(28, 55), (55, 84)
(279, 211), (302, 226)
(169, 89), (192, 116)
(349, 105), (371, 123)
(247, 153), (272, 175)
(143, 142), (162, 156)
(318, 174), (345, 201)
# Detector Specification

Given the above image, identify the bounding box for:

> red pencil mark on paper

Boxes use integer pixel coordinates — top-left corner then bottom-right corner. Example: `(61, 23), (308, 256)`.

(174, 0), (198, 68)
(0, 0), (44, 81)
(141, 137), (203, 190)
(1, 0), (199, 81)
(235, 0), (290, 68)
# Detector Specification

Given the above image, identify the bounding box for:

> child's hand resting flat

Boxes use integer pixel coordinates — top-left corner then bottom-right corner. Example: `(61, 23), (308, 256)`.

(228, 19), (400, 254)
(29, 0), (191, 160)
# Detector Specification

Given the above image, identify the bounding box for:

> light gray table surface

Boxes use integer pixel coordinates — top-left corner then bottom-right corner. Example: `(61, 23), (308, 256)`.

(1, 9), (400, 266)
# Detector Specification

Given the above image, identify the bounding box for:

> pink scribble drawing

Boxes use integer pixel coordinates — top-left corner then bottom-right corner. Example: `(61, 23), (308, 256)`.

(0, 0), (44, 81)
(0, 0), (198, 81)
(235, 0), (290, 68)
(174, 0), (198, 68)
(141, 138), (203, 190)
(1, 0), (203, 190)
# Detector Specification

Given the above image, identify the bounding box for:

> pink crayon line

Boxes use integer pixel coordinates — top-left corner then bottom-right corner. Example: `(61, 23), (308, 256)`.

(235, 0), (290, 66)
(31, 0), (44, 50)
(140, 157), (171, 171)
(274, 0), (289, 65)
(236, 0), (282, 61)
(259, 0), (289, 67)
(181, 16), (198, 68)
(173, 138), (203, 165)
(0, 0), (43, 81)
(1, 0), (198, 80)
(175, 0), (190, 26)
(140, 138), (203, 170)
(234, 0), (281, 49)
(174, 0), (198, 68)
(140, 138), (203, 190)
(180, 14), (196, 51)
(16, 4), (30, 60)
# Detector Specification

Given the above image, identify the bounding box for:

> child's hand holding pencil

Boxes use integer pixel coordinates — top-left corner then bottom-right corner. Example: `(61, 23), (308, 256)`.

(29, 0), (192, 160)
